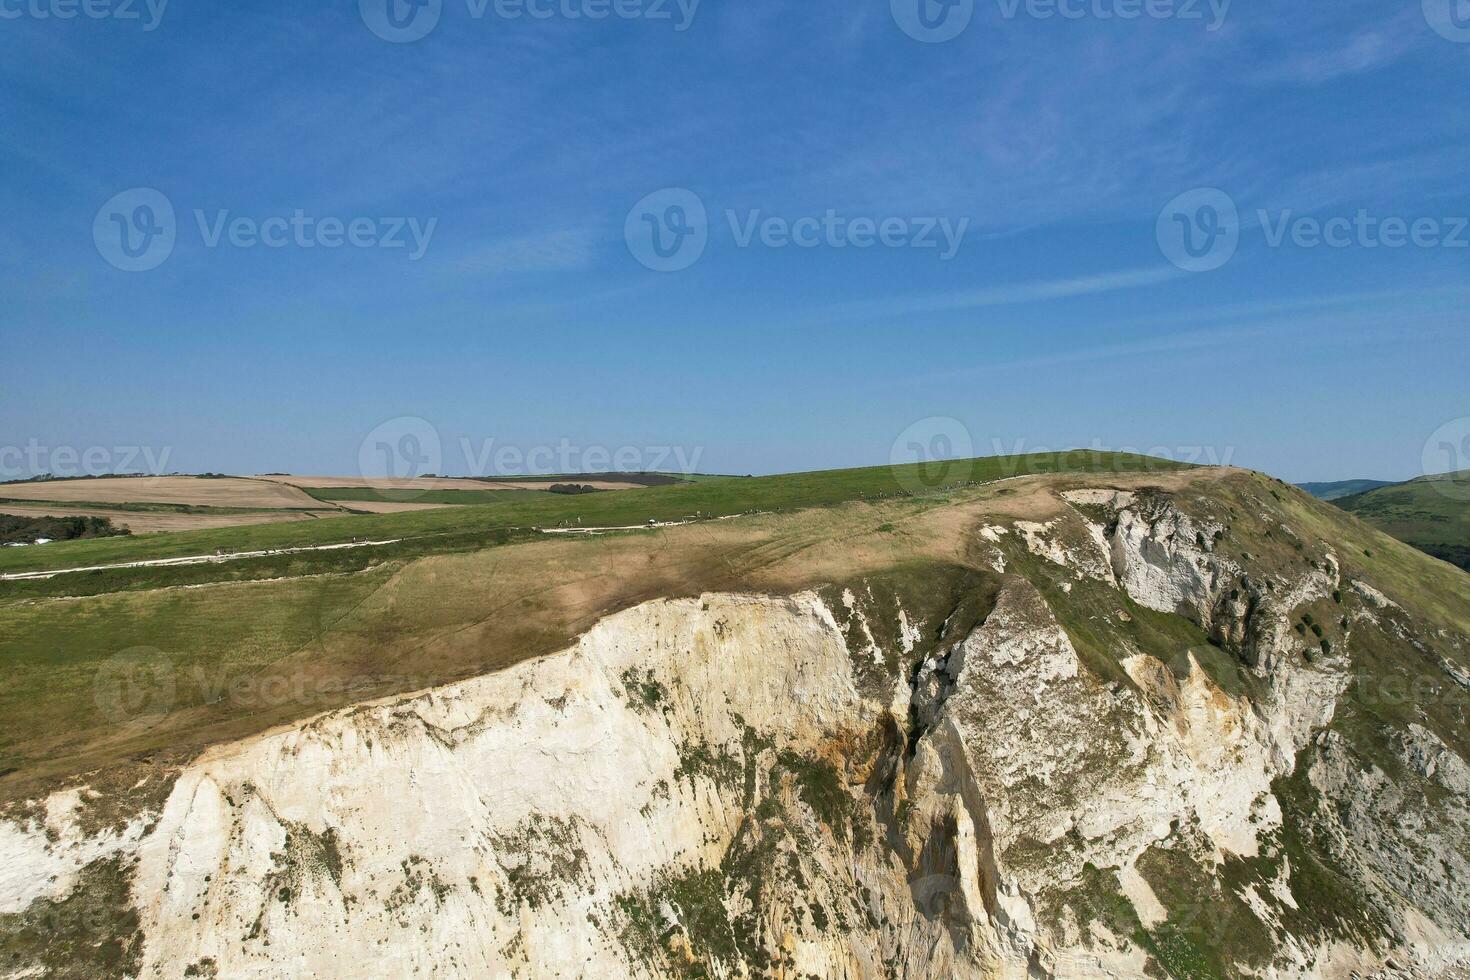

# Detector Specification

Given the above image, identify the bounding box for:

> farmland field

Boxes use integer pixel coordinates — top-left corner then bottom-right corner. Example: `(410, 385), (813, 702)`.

(0, 475), (325, 509)
(0, 472), (672, 534)
(322, 499), (463, 514)
(0, 500), (335, 534)
(1333, 471), (1470, 571)
(0, 452), (1185, 584)
(304, 487), (552, 506)
(261, 474), (665, 492)
(0, 451), (1194, 793)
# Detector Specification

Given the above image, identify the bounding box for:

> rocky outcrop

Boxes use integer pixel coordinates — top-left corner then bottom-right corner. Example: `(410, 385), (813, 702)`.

(3, 484), (1468, 979)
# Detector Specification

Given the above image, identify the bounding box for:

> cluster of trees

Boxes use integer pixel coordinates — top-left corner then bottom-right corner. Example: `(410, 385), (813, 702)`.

(0, 515), (131, 545)
(547, 483), (602, 495)
(0, 472), (162, 485)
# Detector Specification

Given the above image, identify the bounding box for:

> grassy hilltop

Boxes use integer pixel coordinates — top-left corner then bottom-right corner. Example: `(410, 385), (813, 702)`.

(2, 451), (1465, 816)
(1298, 479), (1394, 501)
(1, 451), (1469, 980)
(1333, 471), (1470, 572)
(0, 451), (1184, 797)
(0, 452), (1176, 588)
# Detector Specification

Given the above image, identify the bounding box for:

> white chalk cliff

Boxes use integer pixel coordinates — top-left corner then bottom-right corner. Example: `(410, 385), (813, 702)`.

(4, 486), (1469, 979)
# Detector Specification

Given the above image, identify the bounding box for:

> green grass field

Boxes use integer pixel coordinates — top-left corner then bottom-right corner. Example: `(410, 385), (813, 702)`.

(1297, 479), (1394, 501)
(1334, 471), (1470, 571)
(3, 453), (1466, 810)
(0, 452), (1185, 579)
(306, 486), (551, 506)
(0, 450), (1192, 792)
(0, 497), (321, 516)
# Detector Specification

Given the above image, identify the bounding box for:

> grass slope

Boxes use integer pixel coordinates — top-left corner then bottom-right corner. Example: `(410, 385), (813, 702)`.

(0, 497), (325, 516)
(0, 451), (1187, 795)
(0, 452), (1180, 579)
(1333, 471), (1470, 571)
(1298, 479), (1394, 501)
(2, 459), (1467, 977)
(305, 487), (550, 506)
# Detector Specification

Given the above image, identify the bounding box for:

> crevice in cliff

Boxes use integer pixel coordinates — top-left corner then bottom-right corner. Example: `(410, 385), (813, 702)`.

(903, 591), (993, 763)
(862, 587), (996, 837)
(905, 651), (954, 764)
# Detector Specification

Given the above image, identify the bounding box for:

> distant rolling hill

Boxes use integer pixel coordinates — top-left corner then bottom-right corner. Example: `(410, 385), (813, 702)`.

(1299, 478), (1395, 501)
(1333, 471), (1470, 571)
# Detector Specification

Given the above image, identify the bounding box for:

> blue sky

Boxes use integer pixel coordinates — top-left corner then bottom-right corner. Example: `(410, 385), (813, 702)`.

(2, 0), (1468, 482)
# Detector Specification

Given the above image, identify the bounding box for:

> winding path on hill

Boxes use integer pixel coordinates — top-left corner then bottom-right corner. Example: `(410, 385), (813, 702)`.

(0, 538), (404, 582)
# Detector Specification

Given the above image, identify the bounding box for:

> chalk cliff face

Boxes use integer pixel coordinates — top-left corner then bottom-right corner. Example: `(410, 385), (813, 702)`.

(4, 482), (1470, 979)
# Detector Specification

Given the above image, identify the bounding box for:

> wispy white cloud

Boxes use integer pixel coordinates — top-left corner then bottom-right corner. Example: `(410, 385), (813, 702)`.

(1104, 284), (1470, 330)
(1249, 12), (1423, 85)
(450, 228), (599, 276)
(817, 266), (1183, 324)
(885, 300), (1470, 390)
(1243, 148), (1470, 219)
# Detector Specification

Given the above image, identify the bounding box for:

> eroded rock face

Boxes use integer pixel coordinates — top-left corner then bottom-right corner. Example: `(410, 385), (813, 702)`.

(1307, 730), (1470, 959)
(130, 594), (885, 979)
(3, 487), (1469, 979)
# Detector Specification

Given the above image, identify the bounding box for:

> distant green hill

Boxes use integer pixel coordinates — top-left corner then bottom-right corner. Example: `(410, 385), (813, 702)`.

(1298, 479), (1394, 501)
(1334, 472), (1470, 571)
